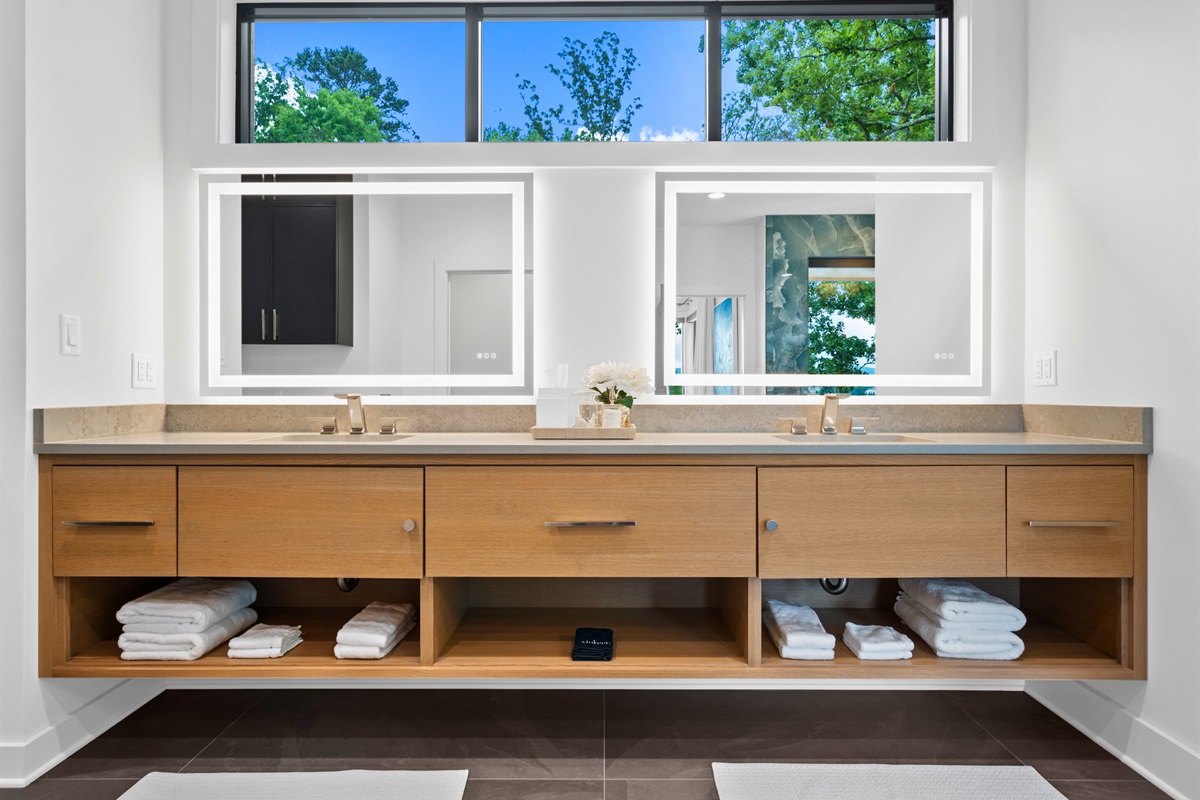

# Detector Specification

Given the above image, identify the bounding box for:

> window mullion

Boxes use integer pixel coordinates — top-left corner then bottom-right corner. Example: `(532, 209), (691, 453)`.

(466, 4), (482, 142)
(705, 4), (722, 141)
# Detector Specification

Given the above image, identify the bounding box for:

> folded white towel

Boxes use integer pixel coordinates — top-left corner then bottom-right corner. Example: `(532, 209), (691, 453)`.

(119, 607), (258, 661)
(895, 597), (1024, 660)
(229, 623), (302, 651)
(843, 622), (914, 661)
(897, 579), (1026, 632)
(765, 611), (834, 660)
(227, 638), (302, 659)
(335, 601), (415, 647)
(764, 600), (837, 650)
(334, 618), (416, 659)
(117, 578), (258, 633)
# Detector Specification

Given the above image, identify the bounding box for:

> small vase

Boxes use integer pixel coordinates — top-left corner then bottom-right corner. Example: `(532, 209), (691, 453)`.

(600, 404), (631, 429)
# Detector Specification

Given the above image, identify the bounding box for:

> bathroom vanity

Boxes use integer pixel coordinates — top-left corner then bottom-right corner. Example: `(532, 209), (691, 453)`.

(35, 427), (1148, 682)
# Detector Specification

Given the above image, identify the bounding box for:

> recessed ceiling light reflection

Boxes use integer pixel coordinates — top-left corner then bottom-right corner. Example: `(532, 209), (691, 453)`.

(707, 192), (726, 199)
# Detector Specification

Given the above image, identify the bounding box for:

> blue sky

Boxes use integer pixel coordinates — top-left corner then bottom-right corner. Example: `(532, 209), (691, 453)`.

(254, 19), (707, 142)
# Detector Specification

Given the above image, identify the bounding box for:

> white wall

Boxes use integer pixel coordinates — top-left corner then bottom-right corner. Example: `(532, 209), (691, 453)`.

(1023, 2), (1200, 798)
(677, 223), (762, 374)
(0, 0), (168, 787)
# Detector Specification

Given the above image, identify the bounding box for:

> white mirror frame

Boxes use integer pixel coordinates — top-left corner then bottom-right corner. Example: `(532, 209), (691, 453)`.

(662, 178), (985, 389)
(205, 180), (526, 389)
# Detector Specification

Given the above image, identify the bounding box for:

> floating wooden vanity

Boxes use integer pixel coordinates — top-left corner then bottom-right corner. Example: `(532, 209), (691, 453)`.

(37, 442), (1147, 681)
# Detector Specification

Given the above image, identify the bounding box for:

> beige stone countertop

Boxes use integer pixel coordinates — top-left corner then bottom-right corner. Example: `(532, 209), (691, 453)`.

(34, 430), (1152, 455)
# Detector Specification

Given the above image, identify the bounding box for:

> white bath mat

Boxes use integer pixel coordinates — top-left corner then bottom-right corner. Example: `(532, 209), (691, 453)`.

(118, 769), (469, 800)
(713, 763), (1066, 800)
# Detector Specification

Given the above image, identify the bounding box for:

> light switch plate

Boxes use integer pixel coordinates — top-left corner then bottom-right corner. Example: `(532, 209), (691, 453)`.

(1033, 350), (1057, 386)
(60, 314), (81, 356)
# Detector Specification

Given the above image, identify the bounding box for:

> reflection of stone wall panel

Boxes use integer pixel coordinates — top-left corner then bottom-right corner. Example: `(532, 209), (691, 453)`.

(765, 214), (874, 394)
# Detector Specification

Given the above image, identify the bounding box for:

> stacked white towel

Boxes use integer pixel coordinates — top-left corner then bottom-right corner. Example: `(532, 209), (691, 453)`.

(842, 622), (914, 661)
(894, 579), (1026, 661)
(764, 600), (836, 660)
(228, 623), (303, 659)
(334, 601), (416, 660)
(116, 578), (258, 661)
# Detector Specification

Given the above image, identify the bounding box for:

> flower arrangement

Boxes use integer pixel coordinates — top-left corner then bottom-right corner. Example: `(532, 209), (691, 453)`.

(582, 361), (655, 408)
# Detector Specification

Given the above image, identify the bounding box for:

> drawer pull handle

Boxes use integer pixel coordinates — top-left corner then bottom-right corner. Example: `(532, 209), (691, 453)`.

(764, 519), (779, 532)
(61, 521), (155, 527)
(545, 521), (637, 528)
(1027, 520), (1123, 528)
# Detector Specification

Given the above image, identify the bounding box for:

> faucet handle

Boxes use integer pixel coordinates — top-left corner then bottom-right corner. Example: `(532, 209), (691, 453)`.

(850, 417), (881, 435)
(307, 416), (338, 435)
(778, 418), (807, 435)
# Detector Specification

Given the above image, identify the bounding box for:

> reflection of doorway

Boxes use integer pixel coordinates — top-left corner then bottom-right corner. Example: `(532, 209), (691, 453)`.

(675, 295), (744, 395)
(434, 259), (533, 396)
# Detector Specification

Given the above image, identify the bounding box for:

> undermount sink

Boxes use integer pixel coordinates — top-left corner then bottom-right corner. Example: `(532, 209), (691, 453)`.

(771, 433), (937, 444)
(247, 433), (412, 444)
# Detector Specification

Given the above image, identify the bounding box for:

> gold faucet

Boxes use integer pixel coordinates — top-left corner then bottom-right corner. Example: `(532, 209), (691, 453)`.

(821, 394), (844, 435)
(334, 393), (367, 434)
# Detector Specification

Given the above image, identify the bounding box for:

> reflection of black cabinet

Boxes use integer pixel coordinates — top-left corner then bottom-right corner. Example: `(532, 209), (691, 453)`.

(241, 194), (353, 345)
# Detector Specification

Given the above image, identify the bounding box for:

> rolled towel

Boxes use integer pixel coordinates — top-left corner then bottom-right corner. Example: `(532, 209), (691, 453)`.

(334, 617), (416, 660)
(227, 624), (302, 658)
(119, 607), (257, 661)
(895, 597), (1024, 661)
(117, 578), (258, 633)
(764, 600), (837, 650)
(897, 579), (1026, 632)
(765, 610), (834, 660)
(843, 622), (914, 661)
(335, 601), (415, 648)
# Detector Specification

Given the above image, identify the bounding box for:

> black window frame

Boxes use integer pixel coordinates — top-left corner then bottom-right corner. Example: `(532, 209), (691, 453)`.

(236, 0), (954, 144)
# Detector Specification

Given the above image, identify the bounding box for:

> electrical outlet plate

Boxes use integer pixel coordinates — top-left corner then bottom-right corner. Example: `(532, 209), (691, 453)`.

(132, 353), (156, 389)
(1033, 350), (1057, 386)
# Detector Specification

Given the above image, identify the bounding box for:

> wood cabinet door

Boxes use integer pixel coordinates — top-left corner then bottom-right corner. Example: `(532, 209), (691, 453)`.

(758, 467), (1007, 578)
(52, 466), (177, 576)
(425, 467), (757, 577)
(178, 467), (423, 578)
(1007, 466), (1134, 577)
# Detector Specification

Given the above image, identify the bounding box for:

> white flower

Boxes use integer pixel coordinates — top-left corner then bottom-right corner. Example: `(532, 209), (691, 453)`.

(582, 361), (654, 401)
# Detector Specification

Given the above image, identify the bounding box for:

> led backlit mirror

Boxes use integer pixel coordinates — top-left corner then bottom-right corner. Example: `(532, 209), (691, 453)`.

(662, 178), (986, 394)
(204, 176), (530, 395)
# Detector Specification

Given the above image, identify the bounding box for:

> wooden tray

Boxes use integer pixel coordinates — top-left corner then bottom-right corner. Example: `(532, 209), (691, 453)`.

(530, 425), (637, 440)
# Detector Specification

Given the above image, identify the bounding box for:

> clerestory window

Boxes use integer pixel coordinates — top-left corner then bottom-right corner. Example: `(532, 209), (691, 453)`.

(236, 2), (953, 143)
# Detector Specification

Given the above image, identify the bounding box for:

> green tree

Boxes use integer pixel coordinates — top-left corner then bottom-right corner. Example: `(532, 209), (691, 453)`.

(806, 280), (875, 395)
(286, 46), (417, 141)
(253, 48), (415, 143)
(484, 32), (642, 142)
(716, 19), (936, 142)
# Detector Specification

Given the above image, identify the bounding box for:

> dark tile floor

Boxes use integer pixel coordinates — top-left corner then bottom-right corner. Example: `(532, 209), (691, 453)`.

(0, 689), (1168, 799)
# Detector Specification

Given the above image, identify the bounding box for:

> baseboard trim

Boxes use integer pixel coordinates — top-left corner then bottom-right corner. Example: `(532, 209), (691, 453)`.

(1027, 682), (1200, 800)
(165, 678), (1026, 691)
(0, 679), (164, 788)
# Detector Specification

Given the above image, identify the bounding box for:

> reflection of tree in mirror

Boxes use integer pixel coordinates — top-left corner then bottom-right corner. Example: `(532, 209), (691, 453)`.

(254, 46), (418, 142)
(483, 32), (643, 141)
(806, 281), (875, 396)
(716, 18), (936, 142)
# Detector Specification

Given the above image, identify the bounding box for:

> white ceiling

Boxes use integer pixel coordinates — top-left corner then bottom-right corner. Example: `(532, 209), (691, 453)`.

(677, 192), (876, 227)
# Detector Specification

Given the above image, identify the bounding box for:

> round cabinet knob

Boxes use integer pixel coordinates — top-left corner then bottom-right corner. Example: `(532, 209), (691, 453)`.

(764, 519), (779, 532)
(402, 519), (417, 533)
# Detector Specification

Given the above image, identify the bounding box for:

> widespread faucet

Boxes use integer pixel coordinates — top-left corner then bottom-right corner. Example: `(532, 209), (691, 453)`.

(335, 393), (367, 434)
(821, 394), (844, 435)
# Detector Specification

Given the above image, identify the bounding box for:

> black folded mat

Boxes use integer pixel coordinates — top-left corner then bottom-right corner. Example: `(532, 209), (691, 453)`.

(572, 627), (614, 661)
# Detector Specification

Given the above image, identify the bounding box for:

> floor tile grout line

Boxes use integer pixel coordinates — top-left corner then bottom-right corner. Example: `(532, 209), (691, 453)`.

(942, 691), (1027, 768)
(176, 690), (271, 774)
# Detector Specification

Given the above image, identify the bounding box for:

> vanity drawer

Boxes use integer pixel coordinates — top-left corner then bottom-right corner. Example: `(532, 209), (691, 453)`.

(425, 467), (756, 577)
(758, 467), (1007, 578)
(52, 467), (177, 576)
(178, 467), (424, 578)
(1006, 467), (1134, 577)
